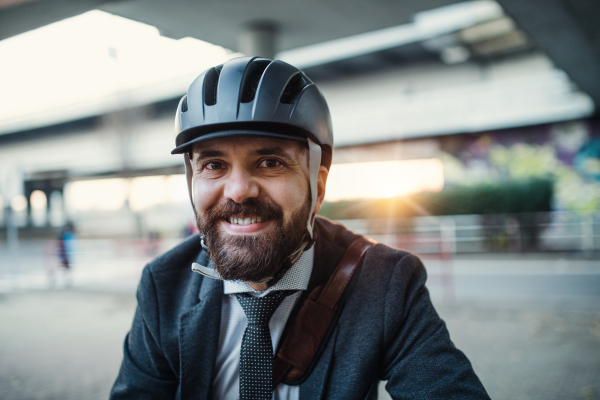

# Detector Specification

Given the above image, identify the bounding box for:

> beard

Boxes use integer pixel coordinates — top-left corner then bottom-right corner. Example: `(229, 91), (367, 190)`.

(195, 197), (311, 283)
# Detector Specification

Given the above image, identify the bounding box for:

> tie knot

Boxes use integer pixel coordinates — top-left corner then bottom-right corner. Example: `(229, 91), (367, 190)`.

(236, 291), (294, 326)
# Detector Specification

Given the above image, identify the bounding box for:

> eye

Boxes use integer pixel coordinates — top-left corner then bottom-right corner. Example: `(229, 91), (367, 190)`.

(205, 161), (224, 170)
(259, 159), (282, 168)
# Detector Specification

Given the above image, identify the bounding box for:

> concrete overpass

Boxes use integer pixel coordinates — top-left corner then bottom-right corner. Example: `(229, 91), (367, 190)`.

(1, 0), (599, 107)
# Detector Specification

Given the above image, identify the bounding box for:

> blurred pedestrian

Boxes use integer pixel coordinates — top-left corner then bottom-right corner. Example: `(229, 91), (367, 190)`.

(54, 221), (76, 287)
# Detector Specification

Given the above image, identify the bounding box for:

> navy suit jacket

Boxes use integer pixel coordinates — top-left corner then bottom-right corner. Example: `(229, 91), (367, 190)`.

(111, 217), (490, 399)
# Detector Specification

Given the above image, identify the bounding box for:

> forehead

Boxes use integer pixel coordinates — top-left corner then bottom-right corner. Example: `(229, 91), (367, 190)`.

(192, 136), (307, 158)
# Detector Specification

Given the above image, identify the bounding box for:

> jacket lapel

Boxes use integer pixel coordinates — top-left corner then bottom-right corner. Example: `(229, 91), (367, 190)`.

(296, 219), (352, 400)
(178, 276), (223, 399)
(299, 324), (339, 400)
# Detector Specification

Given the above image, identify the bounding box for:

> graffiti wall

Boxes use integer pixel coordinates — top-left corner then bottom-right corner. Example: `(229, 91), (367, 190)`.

(438, 118), (600, 213)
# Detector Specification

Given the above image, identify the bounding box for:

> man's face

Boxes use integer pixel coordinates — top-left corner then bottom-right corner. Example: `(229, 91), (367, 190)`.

(191, 136), (313, 283)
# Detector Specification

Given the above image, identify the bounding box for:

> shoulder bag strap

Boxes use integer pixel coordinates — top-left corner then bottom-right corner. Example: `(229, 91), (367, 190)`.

(273, 236), (375, 387)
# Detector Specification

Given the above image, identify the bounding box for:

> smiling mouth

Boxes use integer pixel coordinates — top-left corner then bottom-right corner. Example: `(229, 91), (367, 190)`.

(226, 215), (268, 225)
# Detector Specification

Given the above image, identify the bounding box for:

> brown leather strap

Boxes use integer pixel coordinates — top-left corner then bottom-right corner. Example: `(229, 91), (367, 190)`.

(273, 237), (375, 387)
(316, 237), (374, 309)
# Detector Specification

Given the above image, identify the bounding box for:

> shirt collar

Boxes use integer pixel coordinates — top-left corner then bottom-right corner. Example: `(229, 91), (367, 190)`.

(223, 246), (314, 296)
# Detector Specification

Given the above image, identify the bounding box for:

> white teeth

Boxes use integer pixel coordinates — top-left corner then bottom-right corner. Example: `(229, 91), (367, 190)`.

(229, 216), (264, 225)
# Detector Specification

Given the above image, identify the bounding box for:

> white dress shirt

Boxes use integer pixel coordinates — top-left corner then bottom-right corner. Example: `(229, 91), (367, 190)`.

(212, 246), (314, 400)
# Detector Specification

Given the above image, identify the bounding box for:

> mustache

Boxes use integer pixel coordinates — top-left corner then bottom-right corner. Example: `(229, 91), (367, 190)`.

(204, 198), (283, 222)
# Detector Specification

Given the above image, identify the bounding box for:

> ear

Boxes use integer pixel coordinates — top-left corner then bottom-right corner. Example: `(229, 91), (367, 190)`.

(312, 165), (329, 214)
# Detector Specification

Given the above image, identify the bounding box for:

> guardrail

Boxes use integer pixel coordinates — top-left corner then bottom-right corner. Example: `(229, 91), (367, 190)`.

(338, 211), (599, 255)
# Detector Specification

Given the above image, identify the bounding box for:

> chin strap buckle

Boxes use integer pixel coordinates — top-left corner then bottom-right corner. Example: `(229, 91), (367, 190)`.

(191, 236), (223, 280)
(191, 262), (223, 280)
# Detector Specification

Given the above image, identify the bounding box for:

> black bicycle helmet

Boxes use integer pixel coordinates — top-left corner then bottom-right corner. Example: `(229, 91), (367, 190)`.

(172, 56), (333, 168)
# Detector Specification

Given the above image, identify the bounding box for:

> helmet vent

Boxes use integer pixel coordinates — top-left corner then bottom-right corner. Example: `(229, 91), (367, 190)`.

(240, 60), (270, 103)
(181, 96), (188, 112)
(280, 73), (309, 104)
(204, 65), (223, 106)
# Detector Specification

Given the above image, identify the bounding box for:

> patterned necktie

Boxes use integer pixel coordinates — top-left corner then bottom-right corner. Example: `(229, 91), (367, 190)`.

(236, 290), (294, 400)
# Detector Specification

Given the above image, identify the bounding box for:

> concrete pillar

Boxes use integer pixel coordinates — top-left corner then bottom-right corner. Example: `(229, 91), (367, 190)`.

(238, 20), (278, 59)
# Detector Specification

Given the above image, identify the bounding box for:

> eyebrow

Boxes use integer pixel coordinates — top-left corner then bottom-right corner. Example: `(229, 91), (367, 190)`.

(195, 150), (225, 162)
(251, 146), (295, 161)
(194, 146), (297, 164)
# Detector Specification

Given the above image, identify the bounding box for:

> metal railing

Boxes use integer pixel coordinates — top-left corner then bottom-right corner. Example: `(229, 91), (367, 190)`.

(1, 211), (597, 293)
(337, 211), (600, 255)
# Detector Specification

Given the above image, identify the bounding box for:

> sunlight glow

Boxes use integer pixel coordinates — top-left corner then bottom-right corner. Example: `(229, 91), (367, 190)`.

(30, 190), (48, 226)
(65, 179), (129, 211)
(0, 10), (239, 134)
(129, 176), (167, 212)
(166, 175), (189, 203)
(65, 174), (188, 212)
(30, 190), (47, 210)
(325, 159), (444, 202)
(129, 175), (189, 211)
(10, 195), (28, 212)
(63, 161), (443, 211)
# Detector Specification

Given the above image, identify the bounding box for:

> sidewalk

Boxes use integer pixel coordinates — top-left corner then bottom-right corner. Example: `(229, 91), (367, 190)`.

(437, 299), (600, 400)
(1, 288), (599, 400)
(0, 290), (136, 400)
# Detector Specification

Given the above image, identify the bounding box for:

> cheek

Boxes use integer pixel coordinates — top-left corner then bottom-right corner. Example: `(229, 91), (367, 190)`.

(264, 177), (308, 211)
(192, 177), (221, 212)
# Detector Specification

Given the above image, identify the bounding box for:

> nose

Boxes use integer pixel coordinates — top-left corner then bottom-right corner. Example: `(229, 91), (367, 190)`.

(223, 168), (259, 204)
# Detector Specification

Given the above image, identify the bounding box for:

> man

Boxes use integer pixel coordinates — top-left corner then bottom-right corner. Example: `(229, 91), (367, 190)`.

(111, 57), (489, 400)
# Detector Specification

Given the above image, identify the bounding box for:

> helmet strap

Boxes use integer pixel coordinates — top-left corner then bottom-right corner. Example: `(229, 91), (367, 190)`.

(184, 153), (194, 207)
(307, 139), (322, 240)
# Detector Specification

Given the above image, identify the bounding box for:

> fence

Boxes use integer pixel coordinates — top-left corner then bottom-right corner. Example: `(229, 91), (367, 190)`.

(0, 211), (597, 293)
(338, 211), (600, 255)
